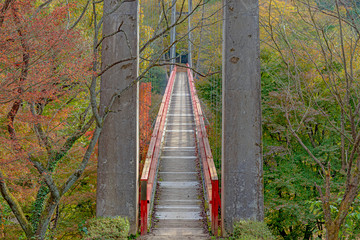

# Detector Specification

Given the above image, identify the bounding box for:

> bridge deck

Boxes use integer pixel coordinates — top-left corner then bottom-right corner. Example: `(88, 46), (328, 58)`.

(145, 71), (209, 239)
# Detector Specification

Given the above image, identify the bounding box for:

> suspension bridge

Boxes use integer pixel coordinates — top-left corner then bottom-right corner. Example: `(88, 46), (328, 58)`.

(140, 66), (219, 238)
(96, 0), (263, 238)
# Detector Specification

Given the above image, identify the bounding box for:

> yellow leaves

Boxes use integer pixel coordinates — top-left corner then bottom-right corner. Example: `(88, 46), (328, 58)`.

(337, 5), (347, 17)
(260, 0), (296, 26)
(139, 4), (155, 71)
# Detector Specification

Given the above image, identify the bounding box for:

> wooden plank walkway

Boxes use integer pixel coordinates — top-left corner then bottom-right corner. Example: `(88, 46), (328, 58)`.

(144, 72), (209, 239)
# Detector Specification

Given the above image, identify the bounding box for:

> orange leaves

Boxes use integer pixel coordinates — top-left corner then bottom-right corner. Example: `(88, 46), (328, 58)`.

(0, 1), (91, 105)
(139, 82), (152, 163)
(0, 0), (93, 205)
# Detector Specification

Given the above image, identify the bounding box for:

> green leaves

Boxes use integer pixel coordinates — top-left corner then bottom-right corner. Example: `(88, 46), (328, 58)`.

(230, 220), (275, 240)
(84, 216), (130, 240)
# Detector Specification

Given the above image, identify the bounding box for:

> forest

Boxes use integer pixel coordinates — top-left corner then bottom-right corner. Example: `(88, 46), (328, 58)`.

(1, 0), (360, 239)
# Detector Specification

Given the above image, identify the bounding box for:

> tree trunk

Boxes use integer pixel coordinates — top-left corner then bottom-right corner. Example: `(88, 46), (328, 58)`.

(326, 222), (340, 240)
(340, 109), (346, 172)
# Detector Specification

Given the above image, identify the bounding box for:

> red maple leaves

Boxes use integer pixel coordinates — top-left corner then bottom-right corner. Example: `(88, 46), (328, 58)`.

(139, 82), (152, 164)
(0, 0), (92, 198)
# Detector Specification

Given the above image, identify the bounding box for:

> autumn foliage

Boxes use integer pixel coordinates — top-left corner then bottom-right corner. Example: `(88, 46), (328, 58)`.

(0, 1), (91, 188)
(0, 1), (91, 158)
(0, 0), (93, 238)
(139, 82), (152, 166)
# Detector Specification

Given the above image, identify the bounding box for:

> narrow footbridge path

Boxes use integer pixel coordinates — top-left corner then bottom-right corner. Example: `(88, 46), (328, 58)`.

(140, 67), (219, 239)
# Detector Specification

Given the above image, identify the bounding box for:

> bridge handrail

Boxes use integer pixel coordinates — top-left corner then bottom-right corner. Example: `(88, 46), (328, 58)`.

(186, 64), (220, 235)
(140, 66), (177, 235)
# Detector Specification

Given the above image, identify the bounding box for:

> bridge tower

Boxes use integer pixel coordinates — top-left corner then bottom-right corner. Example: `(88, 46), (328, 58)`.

(222, 0), (264, 234)
(96, 0), (139, 235)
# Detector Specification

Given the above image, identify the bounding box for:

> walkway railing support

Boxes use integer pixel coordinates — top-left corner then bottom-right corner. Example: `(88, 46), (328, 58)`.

(187, 64), (220, 235)
(211, 179), (219, 234)
(140, 67), (177, 235)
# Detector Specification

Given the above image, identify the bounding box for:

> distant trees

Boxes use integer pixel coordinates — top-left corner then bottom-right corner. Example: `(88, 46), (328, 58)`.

(261, 0), (360, 238)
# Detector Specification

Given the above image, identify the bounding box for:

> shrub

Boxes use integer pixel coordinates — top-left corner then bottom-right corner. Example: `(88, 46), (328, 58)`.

(230, 220), (275, 240)
(84, 216), (129, 240)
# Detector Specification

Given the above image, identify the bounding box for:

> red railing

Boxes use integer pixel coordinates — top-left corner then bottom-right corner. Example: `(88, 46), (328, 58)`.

(140, 66), (177, 235)
(187, 64), (220, 235)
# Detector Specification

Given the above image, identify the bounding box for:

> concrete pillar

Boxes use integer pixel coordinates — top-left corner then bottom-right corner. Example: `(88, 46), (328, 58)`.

(97, 0), (139, 234)
(170, 0), (176, 71)
(221, 0), (263, 234)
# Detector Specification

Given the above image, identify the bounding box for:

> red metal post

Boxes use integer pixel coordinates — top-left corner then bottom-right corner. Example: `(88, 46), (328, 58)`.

(140, 180), (148, 235)
(211, 179), (219, 235)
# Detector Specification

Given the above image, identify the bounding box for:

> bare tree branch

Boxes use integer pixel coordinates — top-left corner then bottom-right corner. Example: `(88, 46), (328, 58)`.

(68, 0), (91, 30)
(32, 0), (54, 18)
